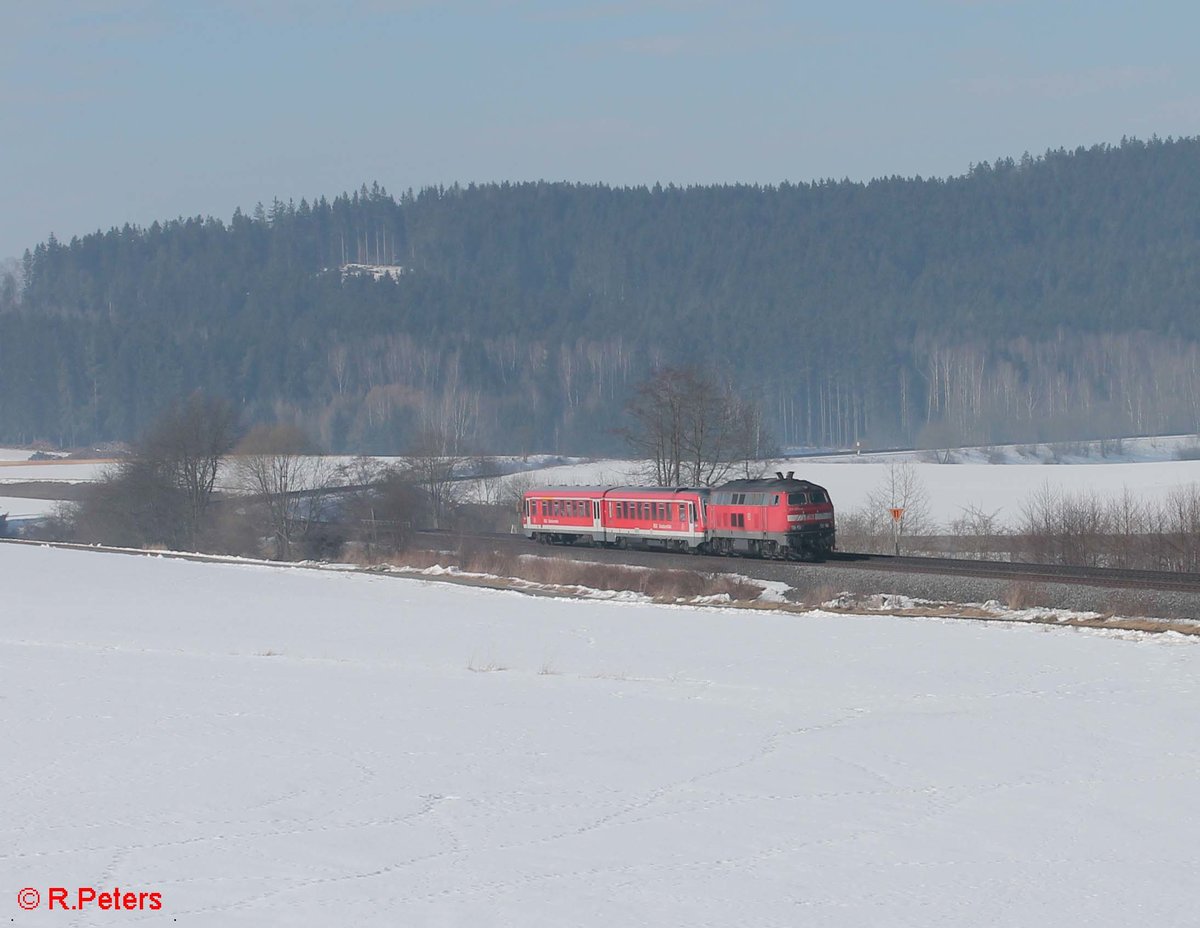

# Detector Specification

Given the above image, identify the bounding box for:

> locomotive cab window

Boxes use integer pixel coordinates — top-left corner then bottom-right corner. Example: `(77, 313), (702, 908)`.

(810, 491), (827, 504)
(787, 492), (808, 505)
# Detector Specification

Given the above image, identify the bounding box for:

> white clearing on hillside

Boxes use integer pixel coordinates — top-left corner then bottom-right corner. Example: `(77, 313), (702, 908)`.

(1, 545), (1197, 925)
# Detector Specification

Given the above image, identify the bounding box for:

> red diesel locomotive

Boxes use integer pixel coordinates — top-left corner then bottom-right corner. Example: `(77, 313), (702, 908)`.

(522, 472), (835, 560)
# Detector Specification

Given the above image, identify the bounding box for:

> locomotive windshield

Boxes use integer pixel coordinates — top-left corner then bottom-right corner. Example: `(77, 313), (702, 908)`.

(788, 490), (828, 505)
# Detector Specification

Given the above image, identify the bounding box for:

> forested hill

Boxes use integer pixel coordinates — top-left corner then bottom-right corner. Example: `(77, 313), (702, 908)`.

(4, 136), (1200, 453)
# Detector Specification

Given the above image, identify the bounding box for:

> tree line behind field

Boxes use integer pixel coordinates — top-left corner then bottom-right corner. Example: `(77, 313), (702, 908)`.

(4, 136), (1200, 452)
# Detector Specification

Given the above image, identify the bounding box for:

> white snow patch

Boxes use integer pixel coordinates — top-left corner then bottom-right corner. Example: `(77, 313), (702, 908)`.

(2, 544), (1197, 925)
(0, 496), (60, 518)
(755, 579), (791, 603)
(0, 460), (115, 484)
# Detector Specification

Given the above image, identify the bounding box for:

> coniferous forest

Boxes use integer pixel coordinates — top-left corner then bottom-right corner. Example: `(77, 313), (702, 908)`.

(3, 136), (1200, 453)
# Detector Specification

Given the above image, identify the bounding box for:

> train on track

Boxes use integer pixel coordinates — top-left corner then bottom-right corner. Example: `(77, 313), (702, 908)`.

(523, 472), (835, 560)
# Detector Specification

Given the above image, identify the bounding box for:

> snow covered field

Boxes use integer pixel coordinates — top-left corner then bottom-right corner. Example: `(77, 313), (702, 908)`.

(0, 460), (112, 485)
(0, 496), (59, 519)
(2, 545), (1197, 925)
(769, 458), (1200, 524)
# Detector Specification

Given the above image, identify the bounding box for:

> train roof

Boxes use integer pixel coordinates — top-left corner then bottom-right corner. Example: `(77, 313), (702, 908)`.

(717, 473), (830, 493)
(525, 485), (710, 495)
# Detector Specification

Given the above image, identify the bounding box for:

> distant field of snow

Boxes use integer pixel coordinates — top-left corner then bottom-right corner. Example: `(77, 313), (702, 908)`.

(485, 455), (1200, 526)
(778, 458), (1200, 525)
(0, 460), (113, 484)
(806, 432), (1200, 465)
(1, 545), (1196, 925)
(0, 496), (59, 518)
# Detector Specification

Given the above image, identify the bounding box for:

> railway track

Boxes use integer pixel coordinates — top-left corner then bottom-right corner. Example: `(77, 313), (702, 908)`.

(6, 529), (1199, 596)
(414, 529), (1200, 593)
(833, 553), (1200, 593)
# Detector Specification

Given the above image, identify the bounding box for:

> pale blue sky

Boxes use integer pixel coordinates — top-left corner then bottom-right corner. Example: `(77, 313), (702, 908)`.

(3, 0), (1199, 259)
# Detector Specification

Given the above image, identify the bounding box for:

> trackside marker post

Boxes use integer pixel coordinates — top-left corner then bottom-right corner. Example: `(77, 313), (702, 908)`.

(889, 507), (905, 555)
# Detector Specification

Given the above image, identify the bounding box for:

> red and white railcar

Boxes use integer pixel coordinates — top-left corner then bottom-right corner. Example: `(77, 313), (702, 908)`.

(522, 486), (709, 551)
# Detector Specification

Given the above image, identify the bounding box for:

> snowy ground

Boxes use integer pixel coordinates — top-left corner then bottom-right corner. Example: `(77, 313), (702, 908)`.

(0, 460), (113, 485)
(0, 496), (60, 519)
(2, 545), (1197, 925)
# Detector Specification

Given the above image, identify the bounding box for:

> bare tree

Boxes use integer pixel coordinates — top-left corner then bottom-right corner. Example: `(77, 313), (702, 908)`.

(470, 454), (509, 506)
(234, 424), (339, 559)
(337, 459), (422, 557)
(72, 393), (237, 549)
(948, 503), (1007, 560)
(621, 366), (770, 487)
(864, 460), (935, 554)
(405, 428), (465, 528)
(370, 467), (425, 551)
(142, 393), (238, 546)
